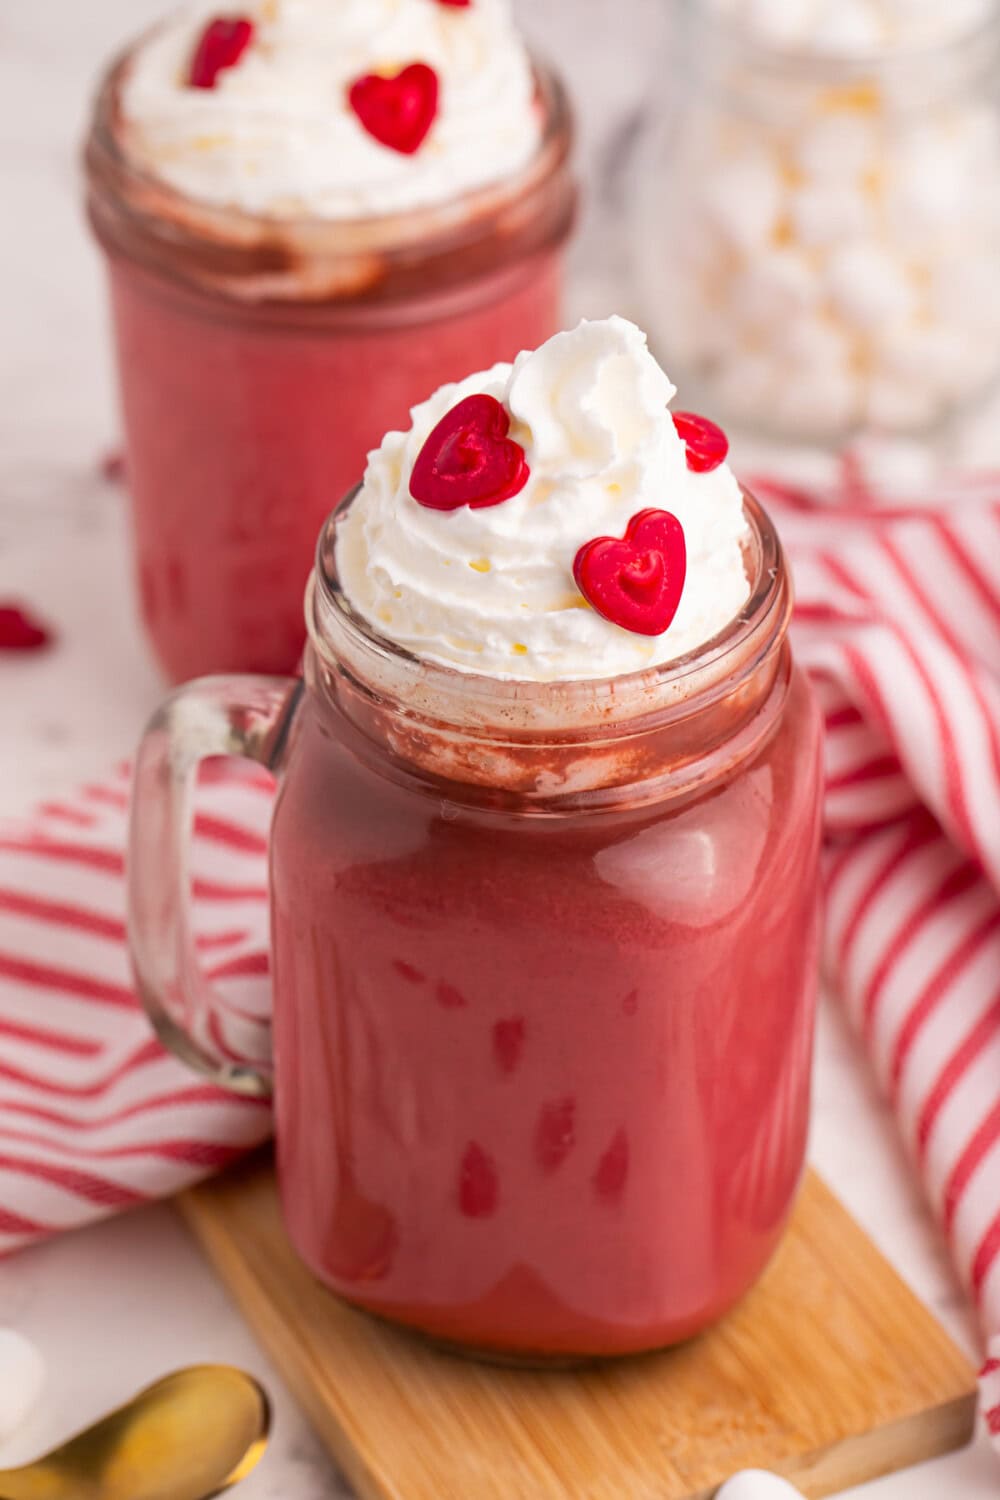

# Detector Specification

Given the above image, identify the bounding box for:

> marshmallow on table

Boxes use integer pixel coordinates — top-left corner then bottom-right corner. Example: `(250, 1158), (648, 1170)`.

(0, 1329), (45, 1441)
(715, 1471), (807, 1500)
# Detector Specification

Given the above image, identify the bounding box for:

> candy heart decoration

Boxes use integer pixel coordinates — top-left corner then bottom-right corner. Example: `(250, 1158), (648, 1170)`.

(0, 603), (52, 652)
(437, 0), (472, 6)
(189, 16), (255, 90)
(410, 394), (530, 510)
(673, 410), (729, 473)
(573, 509), (686, 637)
(348, 63), (440, 156)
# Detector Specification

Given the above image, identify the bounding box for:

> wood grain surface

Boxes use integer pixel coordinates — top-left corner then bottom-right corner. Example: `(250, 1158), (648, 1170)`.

(179, 1162), (977, 1500)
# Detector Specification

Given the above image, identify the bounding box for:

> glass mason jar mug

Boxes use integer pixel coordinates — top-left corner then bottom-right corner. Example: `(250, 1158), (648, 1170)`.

(128, 486), (823, 1360)
(84, 44), (575, 684)
(634, 0), (1000, 444)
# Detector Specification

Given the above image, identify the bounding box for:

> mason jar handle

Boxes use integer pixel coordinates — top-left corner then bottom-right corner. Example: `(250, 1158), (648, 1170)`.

(127, 675), (303, 1098)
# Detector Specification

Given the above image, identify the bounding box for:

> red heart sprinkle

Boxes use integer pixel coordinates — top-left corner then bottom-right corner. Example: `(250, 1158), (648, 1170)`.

(573, 509), (686, 637)
(437, 0), (472, 6)
(673, 411), (729, 473)
(410, 394), (530, 510)
(348, 63), (439, 156)
(189, 16), (255, 90)
(0, 603), (54, 652)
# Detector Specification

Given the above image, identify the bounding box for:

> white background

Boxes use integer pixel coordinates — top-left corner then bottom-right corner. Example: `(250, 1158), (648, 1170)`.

(0, 1), (997, 1494)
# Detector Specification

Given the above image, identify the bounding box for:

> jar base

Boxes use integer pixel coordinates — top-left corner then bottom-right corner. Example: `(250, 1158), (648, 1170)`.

(339, 1295), (663, 1369)
(304, 1269), (742, 1369)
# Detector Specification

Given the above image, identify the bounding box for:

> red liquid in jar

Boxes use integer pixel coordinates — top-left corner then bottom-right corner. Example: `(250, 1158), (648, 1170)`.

(107, 254), (563, 682)
(269, 667), (822, 1358)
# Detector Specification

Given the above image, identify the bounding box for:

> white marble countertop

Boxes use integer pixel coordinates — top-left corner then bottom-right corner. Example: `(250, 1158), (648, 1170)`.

(0, 1), (997, 1495)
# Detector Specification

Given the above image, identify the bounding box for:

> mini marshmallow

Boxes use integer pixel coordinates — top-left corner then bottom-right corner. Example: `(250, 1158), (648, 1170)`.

(669, 196), (738, 284)
(708, 0), (992, 46)
(796, 114), (879, 180)
(710, 349), (783, 422)
(741, 0), (820, 47)
(877, 321), (973, 401)
(777, 310), (854, 370)
(948, 105), (1000, 173)
(810, 0), (884, 51)
(865, 373), (945, 430)
(880, 0), (992, 41)
(951, 330), (1000, 393)
(769, 355), (859, 436)
(699, 151), (784, 254)
(790, 181), (872, 246)
(881, 0), (956, 16)
(716, 1471), (807, 1500)
(824, 241), (914, 329)
(0, 1329), (45, 1441)
(885, 128), (980, 239)
(648, 281), (730, 368)
(927, 255), (1000, 336)
(726, 248), (817, 329)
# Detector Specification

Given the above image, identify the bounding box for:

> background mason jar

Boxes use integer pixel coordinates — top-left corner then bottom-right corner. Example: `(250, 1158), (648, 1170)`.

(632, 0), (1000, 445)
(84, 47), (575, 684)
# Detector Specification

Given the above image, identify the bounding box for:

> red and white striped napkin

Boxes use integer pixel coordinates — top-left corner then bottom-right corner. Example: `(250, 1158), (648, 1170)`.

(753, 462), (1000, 1446)
(1, 462), (998, 1445)
(0, 765), (273, 1244)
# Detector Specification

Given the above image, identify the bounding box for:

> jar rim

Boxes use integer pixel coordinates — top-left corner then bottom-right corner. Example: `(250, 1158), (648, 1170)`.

(83, 32), (575, 304)
(307, 483), (791, 738)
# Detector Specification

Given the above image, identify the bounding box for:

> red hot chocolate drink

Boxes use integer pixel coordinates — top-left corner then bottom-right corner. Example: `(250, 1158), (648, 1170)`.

(84, 0), (574, 682)
(128, 320), (823, 1359)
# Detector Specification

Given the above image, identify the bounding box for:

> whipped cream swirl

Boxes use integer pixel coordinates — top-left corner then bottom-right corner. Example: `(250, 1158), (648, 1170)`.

(336, 318), (752, 682)
(119, 0), (542, 220)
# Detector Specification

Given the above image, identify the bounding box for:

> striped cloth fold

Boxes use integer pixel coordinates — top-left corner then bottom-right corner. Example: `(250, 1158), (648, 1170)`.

(0, 765), (274, 1247)
(0, 461), (998, 1449)
(753, 464), (1000, 1448)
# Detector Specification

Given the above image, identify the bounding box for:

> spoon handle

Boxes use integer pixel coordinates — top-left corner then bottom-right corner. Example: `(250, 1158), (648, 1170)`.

(0, 1366), (269, 1500)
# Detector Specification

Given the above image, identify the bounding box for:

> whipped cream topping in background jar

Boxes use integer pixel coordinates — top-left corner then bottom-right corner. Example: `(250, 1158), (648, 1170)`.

(120, 0), (543, 220)
(83, 0), (575, 684)
(633, 0), (1000, 443)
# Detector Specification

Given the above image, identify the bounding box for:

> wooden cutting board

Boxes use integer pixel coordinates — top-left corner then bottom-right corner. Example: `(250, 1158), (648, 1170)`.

(178, 1160), (977, 1500)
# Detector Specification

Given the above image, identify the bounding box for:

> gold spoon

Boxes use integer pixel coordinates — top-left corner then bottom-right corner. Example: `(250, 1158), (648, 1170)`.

(0, 1365), (270, 1500)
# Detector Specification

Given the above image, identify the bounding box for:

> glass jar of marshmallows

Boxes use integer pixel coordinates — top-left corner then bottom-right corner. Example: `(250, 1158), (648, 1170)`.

(633, 0), (1000, 442)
